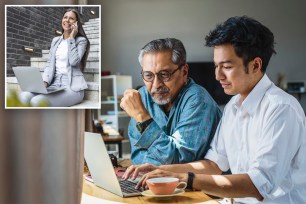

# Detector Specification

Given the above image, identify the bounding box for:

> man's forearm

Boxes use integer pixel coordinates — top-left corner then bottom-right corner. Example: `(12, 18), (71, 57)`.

(161, 159), (222, 174)
(193, 174), (263, 201)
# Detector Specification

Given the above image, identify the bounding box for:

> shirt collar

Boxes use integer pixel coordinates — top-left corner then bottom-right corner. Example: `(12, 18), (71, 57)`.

(61, 35), (68, 41)
(171, 78), (193, 105)
(232, 74), (272, 116)
(152, 77), (194, 116)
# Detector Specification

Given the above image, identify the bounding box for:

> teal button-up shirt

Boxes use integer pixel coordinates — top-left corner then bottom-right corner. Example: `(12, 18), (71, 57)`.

(128, 78), (222, 165)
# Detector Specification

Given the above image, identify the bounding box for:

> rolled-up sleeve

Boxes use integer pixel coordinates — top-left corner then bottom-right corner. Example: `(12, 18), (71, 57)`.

(135, 121), (162, 149)
(247, 104), (304, 201)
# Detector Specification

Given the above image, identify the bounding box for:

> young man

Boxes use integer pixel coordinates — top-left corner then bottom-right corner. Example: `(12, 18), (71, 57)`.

(122, 17), (306, 203)
(120, 38), (222, 165)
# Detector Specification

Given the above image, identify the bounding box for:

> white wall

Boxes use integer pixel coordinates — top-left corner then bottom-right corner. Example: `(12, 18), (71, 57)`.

(93, 0), (306, 110)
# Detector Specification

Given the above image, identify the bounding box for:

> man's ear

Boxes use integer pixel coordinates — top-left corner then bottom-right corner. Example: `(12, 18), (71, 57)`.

(252, 57), (262, 73)
(183, 64), (189, 76)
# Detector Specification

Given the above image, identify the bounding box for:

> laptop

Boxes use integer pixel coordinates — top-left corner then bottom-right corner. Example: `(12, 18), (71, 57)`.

(84, 132), (143, 197)
(12, 66), (65, 94)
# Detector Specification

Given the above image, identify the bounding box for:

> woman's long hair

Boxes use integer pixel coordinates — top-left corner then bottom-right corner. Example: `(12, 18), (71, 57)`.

(62, 8), (90, 72)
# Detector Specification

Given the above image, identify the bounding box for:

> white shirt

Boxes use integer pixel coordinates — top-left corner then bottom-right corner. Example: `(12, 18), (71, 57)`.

(55, 37), (68, 75)
(205, 74), (306, 204)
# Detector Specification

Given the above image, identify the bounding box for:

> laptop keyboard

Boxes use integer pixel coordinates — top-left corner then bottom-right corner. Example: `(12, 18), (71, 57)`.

(119, 179), (143, 194)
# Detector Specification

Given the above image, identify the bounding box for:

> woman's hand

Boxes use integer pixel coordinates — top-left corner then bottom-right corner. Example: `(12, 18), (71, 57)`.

(69, 22), (78, 38)
(44, 81), (48, 88)
(122, 163), (158, 180)
(136, 169), (187, 190)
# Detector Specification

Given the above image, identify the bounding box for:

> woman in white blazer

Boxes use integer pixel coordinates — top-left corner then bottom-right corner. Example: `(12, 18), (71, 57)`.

(20, 8), (90, 107)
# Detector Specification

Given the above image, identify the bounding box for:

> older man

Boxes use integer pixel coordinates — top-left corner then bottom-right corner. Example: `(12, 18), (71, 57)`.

(120, 38), (221, 165)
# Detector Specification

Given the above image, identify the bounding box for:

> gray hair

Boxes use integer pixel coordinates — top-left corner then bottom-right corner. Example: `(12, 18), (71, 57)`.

(138, 38), (186, 66)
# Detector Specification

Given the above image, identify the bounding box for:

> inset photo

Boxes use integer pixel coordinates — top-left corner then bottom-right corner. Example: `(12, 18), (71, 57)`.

(5, 5), (101, 109)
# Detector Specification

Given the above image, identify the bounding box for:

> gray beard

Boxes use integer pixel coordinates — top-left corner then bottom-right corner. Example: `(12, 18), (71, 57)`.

(150, 86), (171, 105)
(153, 96), (171, 105)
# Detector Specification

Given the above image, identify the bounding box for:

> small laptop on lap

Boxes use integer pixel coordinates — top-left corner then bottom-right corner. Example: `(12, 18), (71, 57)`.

(12, 67), (65, 94)
(84, 132), (142, 197)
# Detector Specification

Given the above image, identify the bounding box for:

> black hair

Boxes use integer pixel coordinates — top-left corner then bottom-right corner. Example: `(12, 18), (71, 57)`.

(62, 8), (90, 72)
(205, 16), (276, 73)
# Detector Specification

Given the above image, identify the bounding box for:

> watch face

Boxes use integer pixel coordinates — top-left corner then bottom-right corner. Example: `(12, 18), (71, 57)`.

(136, 122), (143, 132)
(136, 118), (153, 134)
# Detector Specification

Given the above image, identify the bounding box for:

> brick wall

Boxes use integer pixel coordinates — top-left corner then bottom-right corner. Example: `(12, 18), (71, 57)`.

(6, 6), (99, 76)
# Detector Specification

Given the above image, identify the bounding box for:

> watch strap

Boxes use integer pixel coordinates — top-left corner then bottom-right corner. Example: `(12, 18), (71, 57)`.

(136, 118), (153, 133)
(187, 171), (195, 189)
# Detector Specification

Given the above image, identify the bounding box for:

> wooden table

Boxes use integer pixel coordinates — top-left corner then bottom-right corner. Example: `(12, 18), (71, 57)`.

(82, 160), (220, 204)
(82, 179), (219, 204)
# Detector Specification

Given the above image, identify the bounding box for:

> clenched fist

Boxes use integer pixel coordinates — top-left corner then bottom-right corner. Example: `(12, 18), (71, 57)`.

(120, 89), (151, 122)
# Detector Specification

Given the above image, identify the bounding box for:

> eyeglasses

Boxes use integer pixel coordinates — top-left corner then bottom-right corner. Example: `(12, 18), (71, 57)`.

(141, 64), (184, 82)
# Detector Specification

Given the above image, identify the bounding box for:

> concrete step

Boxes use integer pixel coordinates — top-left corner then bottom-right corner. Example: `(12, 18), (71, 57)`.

(84, 26), (99, 32)
(70, 100), (99, 108)
(30, 58), (47, 68)
(83, 23), (99, 28)
(88, 50), (99, 58)
(85, 81), (99, 102)
(88, 38), (99, 45)
(86, 18), (99, 23)
(83, 19), (100, 26)
(89, 18), (99, 22)
(89, 43), (100, 51)
(84, 22), (99, 27)
(86, 18), (100, 22)
(84, 29), (99, 35)
(83, 27), (99, 31)
(84, 28), (100, 35)
(86, 33), (99, 39)
(42, 50), (49, 58)
(84, 21), (99, 26)
(83, 68), (99, 82)
(86, 58), (100, 70)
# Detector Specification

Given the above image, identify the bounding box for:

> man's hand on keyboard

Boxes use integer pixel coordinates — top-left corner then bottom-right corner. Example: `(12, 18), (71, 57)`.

(121, 163), (159, 181)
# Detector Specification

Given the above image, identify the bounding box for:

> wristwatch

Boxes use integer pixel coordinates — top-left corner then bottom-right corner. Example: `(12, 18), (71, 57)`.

(136, 118), (154, 133)
(187, 172), (195, 189)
